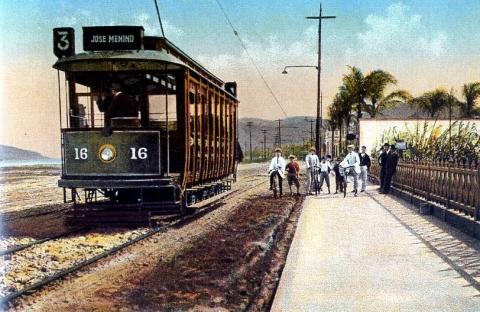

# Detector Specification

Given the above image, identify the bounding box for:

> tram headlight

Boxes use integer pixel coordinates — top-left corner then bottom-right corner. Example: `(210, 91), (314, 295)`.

(98, 144), (116, 163)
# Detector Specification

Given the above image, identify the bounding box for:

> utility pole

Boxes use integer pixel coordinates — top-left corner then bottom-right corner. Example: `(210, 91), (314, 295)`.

(247, 121), (253, 161)
(305, 117), (315, 146)
(307, 3), (336, 156)
(276, 119), (282, 147)
(262, 129), (267, 160)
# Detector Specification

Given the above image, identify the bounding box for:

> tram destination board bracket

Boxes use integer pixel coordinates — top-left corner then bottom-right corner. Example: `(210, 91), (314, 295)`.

(83, 26), (144, 51)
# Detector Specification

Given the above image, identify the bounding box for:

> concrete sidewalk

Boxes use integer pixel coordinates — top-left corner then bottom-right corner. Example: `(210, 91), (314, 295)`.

(271, 185), (480, 312)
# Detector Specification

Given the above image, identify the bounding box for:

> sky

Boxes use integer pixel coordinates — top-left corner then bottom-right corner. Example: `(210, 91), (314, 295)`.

(1, 0), (480, 157)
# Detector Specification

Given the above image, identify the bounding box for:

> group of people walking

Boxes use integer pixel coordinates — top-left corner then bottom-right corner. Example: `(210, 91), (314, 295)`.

(268, 144), (374, 197)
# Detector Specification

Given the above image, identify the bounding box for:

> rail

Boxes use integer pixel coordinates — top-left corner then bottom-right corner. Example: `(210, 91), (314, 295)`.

(370, 160), (480, 220)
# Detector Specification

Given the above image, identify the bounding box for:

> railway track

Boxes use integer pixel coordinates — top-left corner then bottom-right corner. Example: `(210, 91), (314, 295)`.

(1, 176), (268, 307)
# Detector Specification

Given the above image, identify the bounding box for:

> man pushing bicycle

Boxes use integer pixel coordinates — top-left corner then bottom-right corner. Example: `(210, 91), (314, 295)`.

(268, 147), (286, 197)
(340, 144), (361, 196)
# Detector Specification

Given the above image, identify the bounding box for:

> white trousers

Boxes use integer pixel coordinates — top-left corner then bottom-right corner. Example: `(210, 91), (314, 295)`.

(360, 165), (368, 191)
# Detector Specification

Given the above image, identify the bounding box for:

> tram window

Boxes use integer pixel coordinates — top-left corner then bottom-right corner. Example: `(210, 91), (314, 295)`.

(148, 94), (177, 131)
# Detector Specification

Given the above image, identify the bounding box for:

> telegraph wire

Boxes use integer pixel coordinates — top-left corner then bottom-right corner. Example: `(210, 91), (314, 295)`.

(214, 0), (289, 117)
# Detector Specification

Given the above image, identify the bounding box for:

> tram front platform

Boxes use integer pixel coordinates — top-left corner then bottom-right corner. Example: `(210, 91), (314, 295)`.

(271, 184), (480, 311)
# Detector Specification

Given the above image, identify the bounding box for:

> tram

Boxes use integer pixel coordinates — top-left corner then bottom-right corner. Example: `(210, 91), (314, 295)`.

(53, 26), (240, 217)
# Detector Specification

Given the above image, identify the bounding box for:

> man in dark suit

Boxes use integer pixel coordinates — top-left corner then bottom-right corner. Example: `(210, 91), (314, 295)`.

(99, 83), (138, 135)
(381, 144), (399, 194)
(378, 142), (390, 191)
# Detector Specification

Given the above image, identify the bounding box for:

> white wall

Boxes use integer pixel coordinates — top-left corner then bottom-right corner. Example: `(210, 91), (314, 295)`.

(359, 119), (480, 154)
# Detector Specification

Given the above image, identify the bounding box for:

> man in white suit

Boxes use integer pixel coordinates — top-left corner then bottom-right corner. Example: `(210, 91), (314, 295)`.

(340, 144), (361, 196)
(268, 147), (286, 196)
(305, 147), (320, 195)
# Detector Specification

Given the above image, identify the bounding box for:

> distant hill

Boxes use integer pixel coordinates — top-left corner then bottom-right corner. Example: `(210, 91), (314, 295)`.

(238, 116), (328, 152)
(0, 145), (55, 163)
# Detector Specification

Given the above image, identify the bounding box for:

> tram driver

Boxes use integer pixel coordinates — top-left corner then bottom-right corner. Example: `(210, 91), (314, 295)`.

(97, 82), (139, 134)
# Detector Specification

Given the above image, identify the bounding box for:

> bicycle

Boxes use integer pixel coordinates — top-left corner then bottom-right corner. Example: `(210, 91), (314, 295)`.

(312, 165), (320, 195)
(269, 168), (283, 198)
(339, 164), (356, 198)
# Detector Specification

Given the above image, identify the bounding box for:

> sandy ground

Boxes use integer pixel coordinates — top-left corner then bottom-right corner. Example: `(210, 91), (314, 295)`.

(4, 162), (305, 311)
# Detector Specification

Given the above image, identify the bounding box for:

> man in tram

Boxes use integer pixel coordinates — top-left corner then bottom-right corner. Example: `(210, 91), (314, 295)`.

(97, 81), (139, 134)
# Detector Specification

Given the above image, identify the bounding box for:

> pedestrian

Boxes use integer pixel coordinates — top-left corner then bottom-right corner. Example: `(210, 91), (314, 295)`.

(268, 148), (286, 196)
(359, 145), (371, 192)
(333, 157), (344, 194)
(381, 144), (399, 194)
(318, 156), (333, 193)
(340, 144), (361, 196)
(378, 142), (390, 191)
(286, 155), (301, 196)
(305, 147), (319, 195)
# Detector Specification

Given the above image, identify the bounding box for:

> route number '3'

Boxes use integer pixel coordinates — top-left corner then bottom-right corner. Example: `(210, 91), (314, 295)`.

(56, 31), (70, 51)
(74, 148), (88, 160)
(131, 147), (148, 160)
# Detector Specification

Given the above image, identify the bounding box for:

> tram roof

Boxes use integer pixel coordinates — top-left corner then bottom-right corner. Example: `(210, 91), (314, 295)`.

(52, 49), (187, 73)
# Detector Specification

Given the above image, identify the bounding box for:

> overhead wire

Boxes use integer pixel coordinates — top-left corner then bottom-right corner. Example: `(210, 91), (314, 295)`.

(214, 0), (289, 117)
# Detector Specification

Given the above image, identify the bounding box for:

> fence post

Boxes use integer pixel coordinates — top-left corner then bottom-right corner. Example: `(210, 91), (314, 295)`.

(447, 159), (451, 210)
(475, 161), (480, 222)
(411, 160), (416, 203)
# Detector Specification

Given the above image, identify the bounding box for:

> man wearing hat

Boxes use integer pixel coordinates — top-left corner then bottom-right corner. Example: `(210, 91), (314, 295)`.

(378, 143), (390, 191)
(268, 147), (286, 196)
(305, 147), (320, 195)
(381, 144), (399, 194)
(285, 155), (301, 196)
(340, 144), (361, 196)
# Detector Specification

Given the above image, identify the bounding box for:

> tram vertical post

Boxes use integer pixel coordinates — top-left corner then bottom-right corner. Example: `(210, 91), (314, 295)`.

(307, 3), (336, 157)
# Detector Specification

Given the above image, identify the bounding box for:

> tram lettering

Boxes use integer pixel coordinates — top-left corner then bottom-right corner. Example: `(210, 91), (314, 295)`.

(108, 35), (135, 43)
(90, 35), (107, 43)
(56, 31), (70, 50)
(130, 147), (148, 160)
(74, 148), (88, 160)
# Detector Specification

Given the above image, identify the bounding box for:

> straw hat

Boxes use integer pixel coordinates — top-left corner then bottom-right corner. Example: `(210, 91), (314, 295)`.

(288, 154), (296, 159)
(347, 144), (355, 148)
(274, 147), (282, 153)
(309, 147), (316, 152)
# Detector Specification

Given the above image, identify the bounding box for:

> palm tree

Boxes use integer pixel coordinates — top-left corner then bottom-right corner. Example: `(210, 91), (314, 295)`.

(328, 105), (340, 156)
(331, 90), (352, 154)
(460, 82), (480, 118)
(365, 70), (412, 117)
(410, 88), (455, 118)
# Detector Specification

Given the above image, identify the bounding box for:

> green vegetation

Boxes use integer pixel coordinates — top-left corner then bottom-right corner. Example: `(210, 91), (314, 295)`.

(372, 121), (480, 162)
(328, 65), (480, 157)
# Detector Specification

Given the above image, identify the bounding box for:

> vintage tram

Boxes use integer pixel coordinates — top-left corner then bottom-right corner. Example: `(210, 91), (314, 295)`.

(53, 26), (239, 218)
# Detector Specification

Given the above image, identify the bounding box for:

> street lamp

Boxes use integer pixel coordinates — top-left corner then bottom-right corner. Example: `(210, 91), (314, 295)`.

(282, 65), (318, 151)
(282, 65), (318, 75)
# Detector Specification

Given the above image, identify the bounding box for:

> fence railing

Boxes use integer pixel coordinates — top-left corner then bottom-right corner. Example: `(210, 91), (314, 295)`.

(370, 160), (480, 220)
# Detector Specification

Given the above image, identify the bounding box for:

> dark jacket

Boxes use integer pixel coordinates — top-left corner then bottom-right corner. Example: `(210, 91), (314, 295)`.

(360, 153), (371, 169)
(379, 150), (388, 168)
(107, 92), (138, 118)
(385, 151), (399, 175)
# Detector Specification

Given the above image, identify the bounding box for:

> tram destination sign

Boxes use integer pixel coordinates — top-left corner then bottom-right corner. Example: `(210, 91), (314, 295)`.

(83, 26), (144, 51)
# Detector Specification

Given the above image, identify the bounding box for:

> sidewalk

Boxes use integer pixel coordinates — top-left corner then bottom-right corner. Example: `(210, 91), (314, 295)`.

(271, 185), (480, 312)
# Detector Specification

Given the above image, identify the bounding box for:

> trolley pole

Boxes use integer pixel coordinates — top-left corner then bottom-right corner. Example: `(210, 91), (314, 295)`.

(247, 121), (253, 161)
(307, 3), (336, 156)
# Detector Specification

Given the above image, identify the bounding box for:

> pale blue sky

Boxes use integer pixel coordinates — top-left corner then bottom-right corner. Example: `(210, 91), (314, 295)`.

(1, 1), (479, 156)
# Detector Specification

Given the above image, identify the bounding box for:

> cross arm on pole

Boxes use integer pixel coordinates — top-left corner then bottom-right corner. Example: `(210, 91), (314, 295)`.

(306, 16), (336, 19)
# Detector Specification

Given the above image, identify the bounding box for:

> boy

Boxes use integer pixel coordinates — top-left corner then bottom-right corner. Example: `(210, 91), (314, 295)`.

(333, 157), (344, 194)
(286, 155), (300, 195)
(318, 157), (333, 193)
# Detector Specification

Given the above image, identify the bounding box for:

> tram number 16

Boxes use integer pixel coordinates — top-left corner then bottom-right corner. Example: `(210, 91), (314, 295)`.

(74, 148), (88, 160)
(130, 147), (148, 160)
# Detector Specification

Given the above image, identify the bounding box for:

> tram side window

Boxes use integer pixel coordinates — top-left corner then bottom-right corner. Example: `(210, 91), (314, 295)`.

(148, 94), (177, 131)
